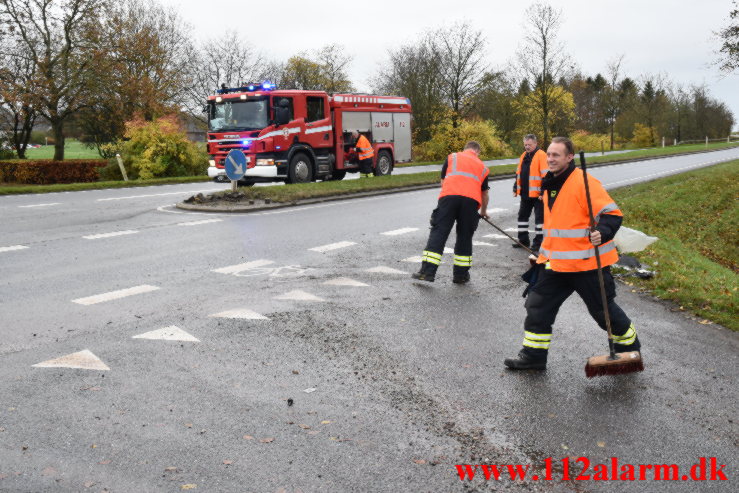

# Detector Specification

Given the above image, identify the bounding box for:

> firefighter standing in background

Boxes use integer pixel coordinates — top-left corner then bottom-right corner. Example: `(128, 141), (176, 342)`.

(352, 130), (375, 178)
(412, 141), (489, 284)
(513, 134), (548, 257)
(504, 137), (641, 370)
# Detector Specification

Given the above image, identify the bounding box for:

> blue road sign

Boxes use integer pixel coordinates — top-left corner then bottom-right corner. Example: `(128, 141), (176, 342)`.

(225, 149), (247, 181)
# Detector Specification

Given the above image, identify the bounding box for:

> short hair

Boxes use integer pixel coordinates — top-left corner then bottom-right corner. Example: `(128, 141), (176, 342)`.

(524, 134), (537, 142)
(551, 136), (574, 155)
(464, 141), (481, 153)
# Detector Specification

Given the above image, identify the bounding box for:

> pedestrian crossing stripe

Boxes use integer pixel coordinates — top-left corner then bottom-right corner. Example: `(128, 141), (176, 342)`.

(32, 350), (110, 371)
(132, 326), (200, 342)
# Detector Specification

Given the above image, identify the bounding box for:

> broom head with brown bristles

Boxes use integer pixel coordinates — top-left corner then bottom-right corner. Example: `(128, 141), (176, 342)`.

(585, 351), (644, 378)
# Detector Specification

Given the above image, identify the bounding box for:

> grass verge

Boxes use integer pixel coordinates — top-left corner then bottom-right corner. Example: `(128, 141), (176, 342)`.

(610, 160), (738, 331)
(0, 176), (210, 195)
(21, 140), (101, 160)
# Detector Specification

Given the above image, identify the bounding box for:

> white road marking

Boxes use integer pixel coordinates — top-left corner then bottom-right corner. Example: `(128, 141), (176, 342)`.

(83, 230), (138, 240)
(365, 266), (407, 274)
(133, 326), (200, 342)
(177, 218), (224, 226)
(72, 285), (160, 305)
(309, 241), (356, 253)
(473, 241), (498, 246)
(504, 227), (518, 232)
(323, 277), (369, 287)
(483, 234), (508, 239)
(97, 189), (223, 201)
(443, 247), (454, 254)
(18, 203), (61, 208)
(486, 208), (507, 214)
(381, 227), (419, 236)
(212, 259), (274, 275)
(32, 349), (110, 371)
(403, 256), (423, 263)
(0, 245), (29, 253)
(209, 309), (269, 320)
(274, 290), (325, 302)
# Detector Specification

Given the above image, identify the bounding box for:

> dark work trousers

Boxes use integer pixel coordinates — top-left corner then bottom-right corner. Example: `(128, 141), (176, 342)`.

(419, 195), (481, 277)
(517, 197), (544, 251)
(359, 158), (373, 175)
(521, 265), (641, 360)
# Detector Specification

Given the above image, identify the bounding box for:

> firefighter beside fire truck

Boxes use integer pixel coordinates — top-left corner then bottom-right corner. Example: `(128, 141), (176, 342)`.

(206, 82), (412, 185)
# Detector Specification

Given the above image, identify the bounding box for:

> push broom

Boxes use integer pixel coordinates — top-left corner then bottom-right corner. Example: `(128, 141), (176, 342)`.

(580, 152), (644, 378)
(478, 215), (538, 266)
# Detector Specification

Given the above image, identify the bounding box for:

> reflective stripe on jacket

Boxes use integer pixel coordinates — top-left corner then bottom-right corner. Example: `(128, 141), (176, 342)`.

(356, 135), (374, 160)
(439, 149), (489, 207)
(516, 149), (547, 198)
(536, 167), (622, 272)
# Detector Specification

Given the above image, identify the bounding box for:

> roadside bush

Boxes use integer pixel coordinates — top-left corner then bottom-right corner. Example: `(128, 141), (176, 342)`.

(120, 115), (208, 179)
(413, 118), (512, 161)
(570, 130), (621, 152)
(632, 123), (657, 147)
(0, 160), (106, 184)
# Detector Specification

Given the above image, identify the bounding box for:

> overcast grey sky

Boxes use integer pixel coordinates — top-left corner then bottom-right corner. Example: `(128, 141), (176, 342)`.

(164, 0), (738, 130)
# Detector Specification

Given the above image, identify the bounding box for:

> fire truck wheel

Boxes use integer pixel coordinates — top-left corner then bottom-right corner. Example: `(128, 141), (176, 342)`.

(374, 150), (393, 176)
(287, 152), (313, 184)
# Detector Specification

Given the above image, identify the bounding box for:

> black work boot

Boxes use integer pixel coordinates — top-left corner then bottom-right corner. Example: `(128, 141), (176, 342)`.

(411, 261), (436, 282)
(504, 350), (547, 370)
(452, 267), (470, 284)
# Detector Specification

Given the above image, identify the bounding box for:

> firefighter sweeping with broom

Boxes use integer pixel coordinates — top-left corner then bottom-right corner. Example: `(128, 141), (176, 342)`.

(504, 137), (644, 377)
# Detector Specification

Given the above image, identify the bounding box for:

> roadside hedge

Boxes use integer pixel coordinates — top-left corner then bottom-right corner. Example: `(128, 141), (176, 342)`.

(0, 160), (107, 184)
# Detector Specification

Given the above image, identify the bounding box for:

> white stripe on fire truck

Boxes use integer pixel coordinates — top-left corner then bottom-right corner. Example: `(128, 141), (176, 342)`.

(256, 127), (302, 141)
(305, 125), (332, 135)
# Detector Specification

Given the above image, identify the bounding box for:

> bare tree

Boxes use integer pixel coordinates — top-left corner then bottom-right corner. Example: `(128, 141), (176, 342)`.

(515, 2), (572, 144)
(715, 0), (739, 74)
(0, 0), (109, 160)
(603, 55), (626, 150)
(279, 44), (355, 93)
(432, 21), (487, 127)
(0, 41), (39, 158)
(315, 44), (354, 93)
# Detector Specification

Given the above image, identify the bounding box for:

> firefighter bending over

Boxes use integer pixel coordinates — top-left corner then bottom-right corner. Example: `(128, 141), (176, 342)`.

(412, 141), (489, 284)
(352, 130), (375, 178)
(504, 137), (641, 370)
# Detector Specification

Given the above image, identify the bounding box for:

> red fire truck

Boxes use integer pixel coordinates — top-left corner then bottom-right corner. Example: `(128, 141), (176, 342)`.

(206, 82), (412, 184)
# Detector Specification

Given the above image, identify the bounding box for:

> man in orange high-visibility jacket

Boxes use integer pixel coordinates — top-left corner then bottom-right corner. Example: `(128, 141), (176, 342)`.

(352, 130), (375, 178)
(513, 134), (547, 255)
(412, 141), (489, 284)
(504, 137), (641, 370)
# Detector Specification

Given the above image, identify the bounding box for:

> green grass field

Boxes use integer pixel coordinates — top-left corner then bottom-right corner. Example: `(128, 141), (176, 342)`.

(23, 139), (101, 160)
(611, 160), (738, 331)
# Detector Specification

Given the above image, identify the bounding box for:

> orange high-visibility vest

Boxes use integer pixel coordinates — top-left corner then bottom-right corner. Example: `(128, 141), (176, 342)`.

(515, 149), (547, 198)
(356, 135), (374, 160)
(536, 168), (622, 272)
(439, 149), (489, 207)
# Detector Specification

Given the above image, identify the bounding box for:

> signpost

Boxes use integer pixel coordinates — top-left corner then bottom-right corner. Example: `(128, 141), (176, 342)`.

(225, 149), (247, 192)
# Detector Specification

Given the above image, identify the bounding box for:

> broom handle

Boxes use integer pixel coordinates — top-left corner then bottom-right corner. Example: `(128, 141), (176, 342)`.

(579, 152), (617, 360)
(478, 214), (536, 255)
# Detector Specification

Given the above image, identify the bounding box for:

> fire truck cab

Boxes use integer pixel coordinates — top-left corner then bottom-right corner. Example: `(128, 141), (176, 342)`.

(206, 82), (412, 184)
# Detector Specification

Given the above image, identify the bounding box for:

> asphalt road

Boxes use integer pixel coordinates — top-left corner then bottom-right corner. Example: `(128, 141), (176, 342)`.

(1, 148), (737, 492)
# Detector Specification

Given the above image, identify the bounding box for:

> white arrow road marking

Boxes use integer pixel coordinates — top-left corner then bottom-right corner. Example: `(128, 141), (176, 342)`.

(133, 326), (200, 342)
(83, 230), (139, 240)
(381, 227), (419, 236)
(274, 290), (325, 302)
(210, 309), (269, 320)
(18, 203), (61, 208)
(32, 349), (110, 371)
(72, 285), (160, 305)
(323, 277), (369, 287)
(309, 241), (356, 253)
(366, 266), (407, 274)
(212, 259), (274, 275)
(0, 245), (29, 253)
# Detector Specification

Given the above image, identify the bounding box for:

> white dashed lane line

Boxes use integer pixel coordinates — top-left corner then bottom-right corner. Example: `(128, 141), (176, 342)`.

(0, 245), (29, 253)
(381, 227), (419, 236)
(83, 230), (139, 240)
(18, 203), (61, 208)
(309, 241), (356, 253)
(72, 285), (160, 305)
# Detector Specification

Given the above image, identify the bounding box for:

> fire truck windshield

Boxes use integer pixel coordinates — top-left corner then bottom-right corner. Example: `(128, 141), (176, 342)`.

(208, 98), (269, 132)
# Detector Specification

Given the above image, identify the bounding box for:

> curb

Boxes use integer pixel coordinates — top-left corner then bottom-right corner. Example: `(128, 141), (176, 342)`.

(176, 146), (739, 213)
